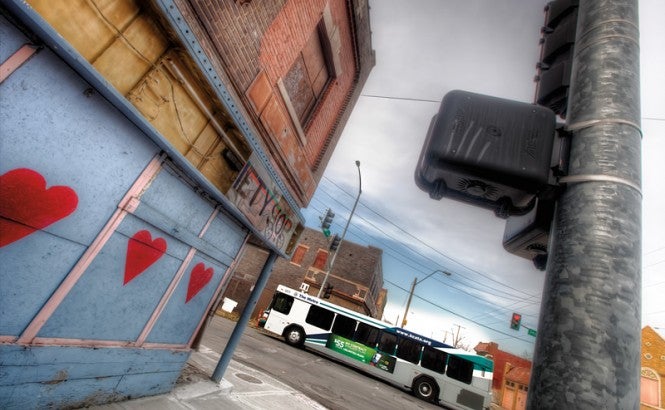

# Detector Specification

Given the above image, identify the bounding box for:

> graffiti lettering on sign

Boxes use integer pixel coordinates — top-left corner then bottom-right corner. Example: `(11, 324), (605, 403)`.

(0, 168), (78, 247)
(263, 203), (293, 249)
(232, 165), (295, 251)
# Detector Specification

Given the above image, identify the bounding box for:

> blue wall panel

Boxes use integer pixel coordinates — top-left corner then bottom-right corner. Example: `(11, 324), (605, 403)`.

(0, 345), (189, 409)
(0, 15), (159, 336)
(36, 216), (190, 341)
(140, 166), (215, 236)
(0, 10), (250, 408)
(0, 233), (86, 336)
(202, 211), (248, 262)
(146, 252), (228, 344)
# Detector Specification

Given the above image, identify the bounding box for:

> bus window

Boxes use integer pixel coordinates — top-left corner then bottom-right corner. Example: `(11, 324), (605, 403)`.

(305, 304), (335, 330)
(271, 293), (294, 315)
(420, 346), (447, 374)
(354, 322), (380, 348)
(377, 331), (397, 354)
(446, 355), (474, 384)
(331, 315), (357, 339)
(396, 337), (422, 364)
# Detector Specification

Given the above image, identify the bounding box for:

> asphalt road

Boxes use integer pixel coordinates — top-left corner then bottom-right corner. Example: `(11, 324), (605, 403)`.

(198, 315), (442, 410)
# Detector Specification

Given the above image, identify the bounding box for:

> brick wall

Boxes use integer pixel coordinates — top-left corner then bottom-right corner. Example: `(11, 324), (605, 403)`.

(641, 326), (665, 409)
(476, 342), (533, 391)
(175, 0), (373, 206)
(223, 227), (385, 319)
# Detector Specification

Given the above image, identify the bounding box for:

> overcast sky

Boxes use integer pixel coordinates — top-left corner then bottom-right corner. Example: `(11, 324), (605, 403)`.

(302, 0), (665, 356)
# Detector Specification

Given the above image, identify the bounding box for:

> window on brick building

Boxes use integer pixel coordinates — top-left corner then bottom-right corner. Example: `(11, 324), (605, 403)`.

(282, 28), (330, 125)
(312, 249), (329, 270)
(278, 5), (341, 142)
(290, 244), (308, 266)
(641, 368), (660, 407)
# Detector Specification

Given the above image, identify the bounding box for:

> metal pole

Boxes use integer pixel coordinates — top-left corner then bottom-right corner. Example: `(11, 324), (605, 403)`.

(211, 250), (278, 382)
(401, 270), (450, 328)
(401, 277), (417, 328)
(317, 161), (362, 297)
(527, 1), (641, 408)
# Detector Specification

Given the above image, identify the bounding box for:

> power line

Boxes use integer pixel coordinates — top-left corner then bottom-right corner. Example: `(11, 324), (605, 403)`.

(310, 192), (532, 304)
(320, 176), (539, 299)
(360, 94), (441, 103)
(307, 179), (543, 337)
(384, 278), (535, 344)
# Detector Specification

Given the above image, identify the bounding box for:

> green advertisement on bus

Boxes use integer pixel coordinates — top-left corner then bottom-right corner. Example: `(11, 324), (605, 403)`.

(327, 334), (396, 373)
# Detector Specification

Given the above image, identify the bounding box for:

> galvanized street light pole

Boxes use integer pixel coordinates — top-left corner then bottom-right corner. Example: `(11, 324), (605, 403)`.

(317, 161), (362, 298)
(528, 0), (641, 408)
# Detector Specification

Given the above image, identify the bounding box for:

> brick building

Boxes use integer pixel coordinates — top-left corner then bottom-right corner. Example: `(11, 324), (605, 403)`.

(176, 0), (375, 206)
(474, 341), (532, 408)
(641, 326), (665, 409)
(224, 227), (387, 319)
(1, 0), (373, 407)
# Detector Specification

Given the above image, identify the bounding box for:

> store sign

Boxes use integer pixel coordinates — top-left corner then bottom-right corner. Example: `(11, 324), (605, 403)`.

(228, 155), (303, 254)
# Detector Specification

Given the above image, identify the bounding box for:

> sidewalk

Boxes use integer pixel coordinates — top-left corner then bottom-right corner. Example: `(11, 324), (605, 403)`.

(92, 345), (328, 410)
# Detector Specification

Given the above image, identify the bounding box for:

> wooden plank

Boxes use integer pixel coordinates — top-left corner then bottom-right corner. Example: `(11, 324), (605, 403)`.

(27, 0), (139, 62)
(93, 15), (168, 95)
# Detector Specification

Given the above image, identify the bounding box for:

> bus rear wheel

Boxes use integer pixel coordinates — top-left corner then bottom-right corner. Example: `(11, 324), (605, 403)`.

(284, 326), (305, 347)
(413, 376), (439, 403)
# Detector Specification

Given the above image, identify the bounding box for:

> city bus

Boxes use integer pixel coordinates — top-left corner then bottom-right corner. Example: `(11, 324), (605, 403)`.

(261, 285), (493, 410)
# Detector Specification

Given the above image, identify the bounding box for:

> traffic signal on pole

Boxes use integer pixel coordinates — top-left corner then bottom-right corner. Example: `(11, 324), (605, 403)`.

(502, 198), (556, 271)
(323, 284), (333, 299)
(320, 209), (334, 237)
(415, 90), (557, 219)
(535, 0), (579, 118)
(510, 313), (522, 330)
(329, 234), (341, 252)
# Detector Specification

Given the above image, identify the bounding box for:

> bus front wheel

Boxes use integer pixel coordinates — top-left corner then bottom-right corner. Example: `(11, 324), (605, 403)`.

(412, 376), (439, 403)
(284, 326), (305, 347)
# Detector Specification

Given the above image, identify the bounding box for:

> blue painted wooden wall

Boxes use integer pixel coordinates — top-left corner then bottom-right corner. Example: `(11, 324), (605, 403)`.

(0, 13), (247, 409)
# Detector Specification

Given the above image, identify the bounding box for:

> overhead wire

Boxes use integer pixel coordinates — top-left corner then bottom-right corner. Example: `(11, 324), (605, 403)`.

(317, 177), (540, 300)
(384, 278), (535, 344)
(310, 193), (530, 303)
(307, 179), (542, 342)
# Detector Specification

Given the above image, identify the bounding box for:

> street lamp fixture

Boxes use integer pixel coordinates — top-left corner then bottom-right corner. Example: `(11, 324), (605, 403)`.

(401, 269), (451, 328)
(317, 160), (362, 298)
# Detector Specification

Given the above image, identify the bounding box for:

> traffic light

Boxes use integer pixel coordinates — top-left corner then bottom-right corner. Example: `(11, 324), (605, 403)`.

(323, 284), (333, 299)
(535, 0), (579, 118)
(320, 209), (334, 237)
(510, 313), (522, 330)
(329, 234), (341, 252)
(415, 90), (557, 218)
(503, 198), (555, 271)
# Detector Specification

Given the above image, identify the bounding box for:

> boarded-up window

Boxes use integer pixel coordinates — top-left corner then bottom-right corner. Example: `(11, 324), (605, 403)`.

(640, 370), (660, 407)
(312, 249), (329, 270)
(290, 244), (308, 266)
(282, 28), (330, 125)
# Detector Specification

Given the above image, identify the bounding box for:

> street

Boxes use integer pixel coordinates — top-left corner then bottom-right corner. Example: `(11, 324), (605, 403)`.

(196, 316), (441, 410)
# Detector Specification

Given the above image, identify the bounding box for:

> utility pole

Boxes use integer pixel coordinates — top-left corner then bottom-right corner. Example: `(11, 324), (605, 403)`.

(401, 269), (451, 328)
(451, 323), (465, 348)
(401, 277), (417, 328)
(528, 1), (641, 408)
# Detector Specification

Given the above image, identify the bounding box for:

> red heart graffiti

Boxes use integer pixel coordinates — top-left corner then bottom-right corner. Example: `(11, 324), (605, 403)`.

(0, 168), (78, 247)
(124, 230), (167, 285)
(186, 262), (214, 303)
